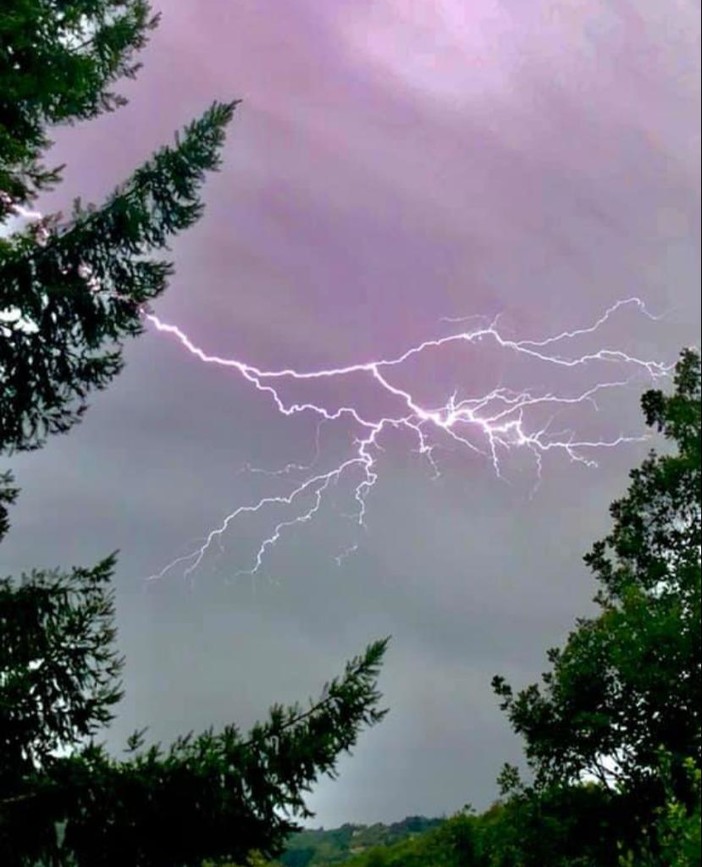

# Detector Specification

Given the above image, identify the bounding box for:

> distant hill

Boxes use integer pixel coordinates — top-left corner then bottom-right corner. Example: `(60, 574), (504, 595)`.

(278, 816), (444, 867)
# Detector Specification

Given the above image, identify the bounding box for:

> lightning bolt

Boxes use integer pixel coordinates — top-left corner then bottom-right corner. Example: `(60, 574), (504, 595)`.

(0, 195), (672, 583)
(145, 298), (671, 582)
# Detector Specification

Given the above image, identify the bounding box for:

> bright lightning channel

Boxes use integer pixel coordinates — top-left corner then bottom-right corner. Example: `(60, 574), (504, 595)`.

(0, 195), (672, 583)
(145, 299), (670, 582)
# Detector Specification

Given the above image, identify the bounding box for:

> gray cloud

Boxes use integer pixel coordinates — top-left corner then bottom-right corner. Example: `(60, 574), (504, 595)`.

(2, 0), (699, 827)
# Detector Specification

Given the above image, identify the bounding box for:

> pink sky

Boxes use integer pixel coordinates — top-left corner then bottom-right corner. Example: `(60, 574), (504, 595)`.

(4, 0), (700, 826)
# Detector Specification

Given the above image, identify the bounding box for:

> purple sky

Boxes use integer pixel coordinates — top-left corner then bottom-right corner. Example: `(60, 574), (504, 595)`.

(3, 0), (700, 826)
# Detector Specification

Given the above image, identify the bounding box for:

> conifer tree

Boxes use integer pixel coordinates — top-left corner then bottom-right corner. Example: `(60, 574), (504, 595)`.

(0, 2), (236, 456)
(0, 5), (389, 864)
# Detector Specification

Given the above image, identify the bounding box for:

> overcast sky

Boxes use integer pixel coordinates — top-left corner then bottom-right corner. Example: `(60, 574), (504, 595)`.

(2, 0), (701, 828)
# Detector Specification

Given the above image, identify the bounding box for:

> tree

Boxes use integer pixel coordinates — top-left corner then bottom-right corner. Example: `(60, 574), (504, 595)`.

(0, 1), (236, 538)
(493, 349), (701, 860)
(1, 1), (237, 458)
(1, 1), (153, 211)
(1, 4), (389, 863)
(618, 757), (702, 867)
(0, 559), (387, 864)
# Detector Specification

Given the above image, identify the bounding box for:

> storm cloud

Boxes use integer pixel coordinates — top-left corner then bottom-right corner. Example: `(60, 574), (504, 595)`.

(2, 0), (699, 826)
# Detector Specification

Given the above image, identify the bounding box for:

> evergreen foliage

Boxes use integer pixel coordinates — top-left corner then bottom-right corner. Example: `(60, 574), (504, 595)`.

(1, 1), (238, 455)
(1, 5), (389, 864)
(0, 571), (387, 866)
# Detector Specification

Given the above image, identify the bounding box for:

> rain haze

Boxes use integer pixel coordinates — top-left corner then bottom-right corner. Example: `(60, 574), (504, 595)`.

(2, 0), (700, 827)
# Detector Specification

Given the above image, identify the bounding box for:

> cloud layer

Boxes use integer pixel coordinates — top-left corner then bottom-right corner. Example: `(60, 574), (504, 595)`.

(2, 0), (699, 826)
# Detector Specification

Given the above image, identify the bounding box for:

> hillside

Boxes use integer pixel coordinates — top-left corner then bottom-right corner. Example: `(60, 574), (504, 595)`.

(277, 816), (444, 866)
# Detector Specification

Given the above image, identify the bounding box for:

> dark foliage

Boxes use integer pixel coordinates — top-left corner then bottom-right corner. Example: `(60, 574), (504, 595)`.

(0, 554), (388, 865)
(493, 349), (701, 862)
(1, 1), (238, 535)
(1, 5), (389, 865)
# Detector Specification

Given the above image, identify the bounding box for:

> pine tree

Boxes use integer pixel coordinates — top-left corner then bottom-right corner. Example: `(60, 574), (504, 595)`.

(0, 2), (237, 457)
(1, 5), (389, 864)
(0, 557), (387, 865)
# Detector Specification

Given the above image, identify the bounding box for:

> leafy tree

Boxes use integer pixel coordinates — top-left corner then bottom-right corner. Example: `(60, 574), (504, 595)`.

(618, 756), (701, 867)
(475, 783), (645, 867)
(1, 4), (389, 864)
(279, 848), (315, 867)
(493, 349), (701, 860)
(337, 812), (481, 867)
(0, 470), (19, 541)
(271, 816), (444, 867)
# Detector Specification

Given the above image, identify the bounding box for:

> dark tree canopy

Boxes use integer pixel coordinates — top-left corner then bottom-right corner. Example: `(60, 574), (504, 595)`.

(1, 0), (236, 536)
(0, 557), (387, 865)
(0, 556), (123, 795)
(1, 0), (238, 455)
(493, 349), (701, 856)
(0, 1), (158, 216)
(1, 98), (236, 454)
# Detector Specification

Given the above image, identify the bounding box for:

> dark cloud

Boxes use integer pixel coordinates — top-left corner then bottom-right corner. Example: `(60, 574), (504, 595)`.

(2, 0), (699, 826)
